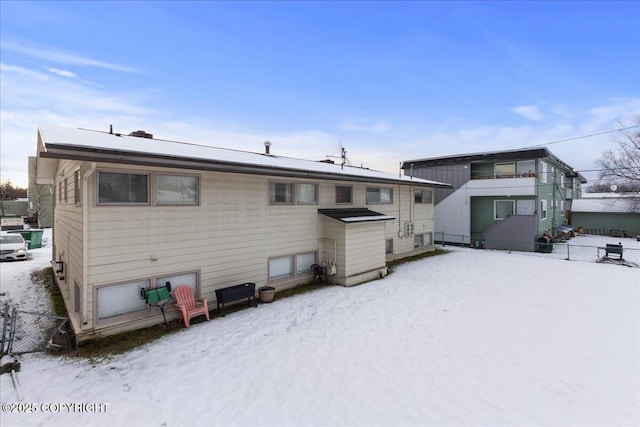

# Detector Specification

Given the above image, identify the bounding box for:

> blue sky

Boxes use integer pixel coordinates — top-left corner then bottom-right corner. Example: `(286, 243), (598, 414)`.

(1, 1), (639, 188)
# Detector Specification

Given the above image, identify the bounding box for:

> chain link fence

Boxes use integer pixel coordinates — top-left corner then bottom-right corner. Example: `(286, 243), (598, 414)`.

(435, 231), (640, 265)
(1, 304), (70, 356)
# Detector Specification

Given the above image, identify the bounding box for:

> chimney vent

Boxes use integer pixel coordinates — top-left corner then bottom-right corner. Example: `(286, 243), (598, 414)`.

(264, 141), (272, 155)
(129, 130), (153, 139)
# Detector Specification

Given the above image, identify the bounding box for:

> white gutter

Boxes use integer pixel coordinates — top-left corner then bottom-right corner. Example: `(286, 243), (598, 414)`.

(81, 162), (96, 325)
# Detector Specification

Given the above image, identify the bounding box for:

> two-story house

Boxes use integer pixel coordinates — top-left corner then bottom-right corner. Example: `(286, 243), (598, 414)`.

(402, 148), (586, 251)
(35, 125), (451, 342)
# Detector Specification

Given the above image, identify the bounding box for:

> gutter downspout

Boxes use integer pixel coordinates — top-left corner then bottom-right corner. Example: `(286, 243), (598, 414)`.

(82, 162), (96, 325)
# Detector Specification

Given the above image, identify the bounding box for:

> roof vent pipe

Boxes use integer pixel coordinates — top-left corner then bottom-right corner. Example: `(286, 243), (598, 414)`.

(264, 141), (272, 155)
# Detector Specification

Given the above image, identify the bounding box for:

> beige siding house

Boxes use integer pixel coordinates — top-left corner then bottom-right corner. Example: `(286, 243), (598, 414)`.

(36, 125), (450, 342)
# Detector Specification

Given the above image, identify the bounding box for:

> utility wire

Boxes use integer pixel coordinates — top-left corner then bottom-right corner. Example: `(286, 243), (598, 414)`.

(526, 125), (640, 147)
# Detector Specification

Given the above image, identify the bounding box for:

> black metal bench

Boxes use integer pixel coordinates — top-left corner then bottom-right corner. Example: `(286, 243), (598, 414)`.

(605, 243), (623, 259)
(215, 282), (257, 316)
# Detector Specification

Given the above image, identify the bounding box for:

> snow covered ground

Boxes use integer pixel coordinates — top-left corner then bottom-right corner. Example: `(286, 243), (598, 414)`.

(1, 229), (638, 427)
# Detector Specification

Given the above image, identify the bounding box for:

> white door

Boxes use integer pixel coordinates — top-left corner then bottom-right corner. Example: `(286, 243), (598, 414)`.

(517, 199), (535, 215)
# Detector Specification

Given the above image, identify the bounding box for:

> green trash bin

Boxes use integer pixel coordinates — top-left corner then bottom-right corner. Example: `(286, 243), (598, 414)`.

(7, 229), (44, 249)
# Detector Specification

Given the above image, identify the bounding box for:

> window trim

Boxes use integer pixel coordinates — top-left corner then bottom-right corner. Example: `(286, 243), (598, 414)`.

(540, 199), (548, 220)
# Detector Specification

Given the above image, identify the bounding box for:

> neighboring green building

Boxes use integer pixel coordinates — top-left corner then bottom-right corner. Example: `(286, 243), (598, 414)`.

(571, 194), (640, 238)
(402, 148), (586, 251)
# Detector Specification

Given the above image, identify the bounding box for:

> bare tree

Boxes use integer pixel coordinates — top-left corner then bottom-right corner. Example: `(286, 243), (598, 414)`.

(598, 115), (640, 191)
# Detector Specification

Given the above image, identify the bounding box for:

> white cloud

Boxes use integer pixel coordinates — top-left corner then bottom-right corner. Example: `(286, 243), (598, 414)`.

(44, 66), (77, 78)
(511, 105), (545, 121)
(2, 39), (140, 73)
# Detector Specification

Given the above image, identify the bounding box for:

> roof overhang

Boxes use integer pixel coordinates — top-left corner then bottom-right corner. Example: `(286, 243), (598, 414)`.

(40, 143), (453, 188)
(318, 208), (396, 223)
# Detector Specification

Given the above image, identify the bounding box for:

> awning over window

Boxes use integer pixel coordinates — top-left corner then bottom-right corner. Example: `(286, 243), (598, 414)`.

(318, 208), (395, 223)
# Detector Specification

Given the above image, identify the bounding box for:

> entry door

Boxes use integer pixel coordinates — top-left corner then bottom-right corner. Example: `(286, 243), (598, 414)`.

(516, 200), (535, 215)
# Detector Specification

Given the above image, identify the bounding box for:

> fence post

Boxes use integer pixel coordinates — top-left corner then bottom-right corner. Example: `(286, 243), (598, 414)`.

(566, 243), (570, 260)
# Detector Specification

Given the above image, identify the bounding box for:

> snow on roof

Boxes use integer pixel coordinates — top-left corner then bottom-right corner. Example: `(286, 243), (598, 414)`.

(571, 197), (639, 213)
(37, 125), (451, 188)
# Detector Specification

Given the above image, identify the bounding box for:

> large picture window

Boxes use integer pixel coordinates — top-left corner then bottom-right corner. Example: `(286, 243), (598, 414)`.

(157, 175), (199, 205)
(366, 187), (393, 204)
(98, 172), (149, 204)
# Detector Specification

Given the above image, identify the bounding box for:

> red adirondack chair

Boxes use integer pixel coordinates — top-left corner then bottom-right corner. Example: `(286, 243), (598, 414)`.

(173, 285), (210, 327)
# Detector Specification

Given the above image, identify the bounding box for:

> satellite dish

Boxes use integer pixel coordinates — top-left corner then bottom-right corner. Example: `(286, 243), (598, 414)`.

(610, 184), (618, 192)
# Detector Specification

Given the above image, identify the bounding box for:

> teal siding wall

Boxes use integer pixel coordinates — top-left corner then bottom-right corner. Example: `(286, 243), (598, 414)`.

(471, 196), (538, 237)
(536, 159), (571, 234)
(572, 212), (640, 236)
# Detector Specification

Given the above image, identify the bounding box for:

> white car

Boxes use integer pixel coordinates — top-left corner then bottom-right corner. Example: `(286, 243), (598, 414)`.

(0, 232), (29, 261)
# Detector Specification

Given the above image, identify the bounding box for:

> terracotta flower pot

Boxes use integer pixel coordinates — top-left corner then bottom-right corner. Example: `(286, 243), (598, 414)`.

(258, 286), (276, 303)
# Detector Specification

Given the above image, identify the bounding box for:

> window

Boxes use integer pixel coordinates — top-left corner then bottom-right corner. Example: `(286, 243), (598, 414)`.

(269, 182), (318, 204)
(494, 162), (515, 178)
(64, 178), (68, 203)
(494, 200), (515, 220)
(336, 185), (353, 204)
(559, 174), (565, 188)
(296, 252), (316, 274)
(269, 183), (293, 204)
(414, 234), (423, 248)
(269, 252), (316, 282)
(269, 255), (293, 281)
(540, 200), (548, 220)
(560, 200), (565, 217)
(98, 172), (149, 204)
(156, 272), (198, 296)
(414, 190), (433, 204)
(157, 175), (199, 205)
(516, 160), (535, 177)
(540, 162), (548, 183)
(74, 170), (81, 205)
(366, 187), (393, 204)
(97, 279), (149, 320)
(58, 181), (62, 202)
(296, 183), (317, 204)
(386, 239), (393, 254)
